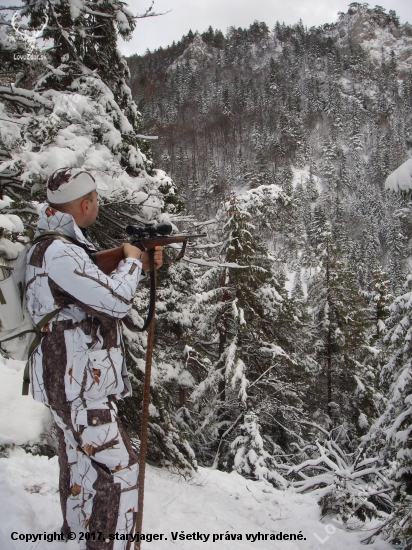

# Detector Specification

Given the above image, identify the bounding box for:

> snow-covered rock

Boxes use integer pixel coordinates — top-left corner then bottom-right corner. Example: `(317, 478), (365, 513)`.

(168, 33), (213, 72)
(331, 6), (412, 75)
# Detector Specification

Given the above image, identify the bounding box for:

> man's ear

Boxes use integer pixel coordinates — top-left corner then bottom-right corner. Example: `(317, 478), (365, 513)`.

(80, 197), (90, 215)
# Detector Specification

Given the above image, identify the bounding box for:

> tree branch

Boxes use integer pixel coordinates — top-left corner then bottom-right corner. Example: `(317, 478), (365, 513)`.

(133, 1), (171, 19)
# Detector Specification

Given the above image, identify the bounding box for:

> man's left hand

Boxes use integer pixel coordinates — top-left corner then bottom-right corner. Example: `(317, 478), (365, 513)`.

(141, 246), (163, 274)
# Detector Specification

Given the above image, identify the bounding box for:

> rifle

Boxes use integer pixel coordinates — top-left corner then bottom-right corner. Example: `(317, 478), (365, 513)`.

(90, 222), (205, 333)
(92, 222), (205, 550)
(91, 222), (205, 276)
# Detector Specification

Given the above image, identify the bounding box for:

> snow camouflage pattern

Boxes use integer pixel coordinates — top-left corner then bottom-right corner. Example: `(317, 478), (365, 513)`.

(25, 205), (143, 549)
(48, 168), (79, 191)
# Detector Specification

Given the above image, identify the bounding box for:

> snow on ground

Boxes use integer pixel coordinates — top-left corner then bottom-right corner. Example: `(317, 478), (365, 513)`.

(0, 358), (393, 550)
(0, 357), (53, 446)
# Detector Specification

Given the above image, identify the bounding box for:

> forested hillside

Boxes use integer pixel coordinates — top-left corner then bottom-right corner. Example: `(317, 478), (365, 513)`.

(128, 3), (412, 292)
(125, 3), (412, 544)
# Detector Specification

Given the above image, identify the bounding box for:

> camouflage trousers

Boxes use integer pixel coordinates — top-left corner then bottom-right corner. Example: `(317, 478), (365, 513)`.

(50, 398), (139, 550)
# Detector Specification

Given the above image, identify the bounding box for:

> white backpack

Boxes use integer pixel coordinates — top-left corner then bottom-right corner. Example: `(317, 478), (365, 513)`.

(0, 232), (65, 394)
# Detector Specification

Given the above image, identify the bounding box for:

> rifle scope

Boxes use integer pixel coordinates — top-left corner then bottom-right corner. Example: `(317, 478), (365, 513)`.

(126, 222), (173, 237)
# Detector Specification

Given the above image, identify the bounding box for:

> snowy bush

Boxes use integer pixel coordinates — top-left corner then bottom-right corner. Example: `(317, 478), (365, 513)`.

(288, 438), (391, 523)
(231, 413), (288, 488)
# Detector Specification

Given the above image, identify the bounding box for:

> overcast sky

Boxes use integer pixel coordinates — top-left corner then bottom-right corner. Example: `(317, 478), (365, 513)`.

(120, 0), (411, 56)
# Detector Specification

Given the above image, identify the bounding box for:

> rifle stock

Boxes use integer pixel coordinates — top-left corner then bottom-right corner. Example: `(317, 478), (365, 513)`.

(92, 247), (125, 275)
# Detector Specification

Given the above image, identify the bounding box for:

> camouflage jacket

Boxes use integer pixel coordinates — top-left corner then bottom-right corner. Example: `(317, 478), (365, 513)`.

(26, 205), (143, 408)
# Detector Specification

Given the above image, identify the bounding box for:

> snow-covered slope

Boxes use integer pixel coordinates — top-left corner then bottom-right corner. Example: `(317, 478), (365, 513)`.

(0, 357), (392, 550)
(330, 6), (412, 75)
(0, 448), (393, 550)
(168, 32), (213, 73)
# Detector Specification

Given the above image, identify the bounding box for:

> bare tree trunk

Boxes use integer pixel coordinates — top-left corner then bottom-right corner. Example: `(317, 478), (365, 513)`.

(179, 387), (185, 407)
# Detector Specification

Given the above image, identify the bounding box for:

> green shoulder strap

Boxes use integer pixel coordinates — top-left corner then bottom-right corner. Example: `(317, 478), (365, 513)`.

(21, 308), (62, 396)
(32, 230), (73, 245)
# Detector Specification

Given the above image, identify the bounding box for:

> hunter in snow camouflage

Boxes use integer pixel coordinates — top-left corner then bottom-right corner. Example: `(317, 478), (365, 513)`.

(26, 204), (143, 550)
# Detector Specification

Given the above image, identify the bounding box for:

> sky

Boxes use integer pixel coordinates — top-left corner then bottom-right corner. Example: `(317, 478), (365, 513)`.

(120, 0), (411, 56)
(1, 0), (410, 56)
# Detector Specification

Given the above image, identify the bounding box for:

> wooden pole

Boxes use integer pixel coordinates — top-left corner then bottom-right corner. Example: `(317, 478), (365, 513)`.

(135, 252), (156, 550)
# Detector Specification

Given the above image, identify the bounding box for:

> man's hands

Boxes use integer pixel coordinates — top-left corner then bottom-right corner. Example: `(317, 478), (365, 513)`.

(122, 244), (163, 274)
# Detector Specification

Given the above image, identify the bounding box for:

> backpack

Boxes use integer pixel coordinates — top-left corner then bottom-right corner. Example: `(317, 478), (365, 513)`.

(0, 231), (71, 394)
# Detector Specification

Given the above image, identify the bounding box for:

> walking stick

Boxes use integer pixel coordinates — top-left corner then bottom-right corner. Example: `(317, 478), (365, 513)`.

(135, 250), (156, 550)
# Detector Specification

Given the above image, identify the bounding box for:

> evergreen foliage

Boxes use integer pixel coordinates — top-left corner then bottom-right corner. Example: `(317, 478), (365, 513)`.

(307, 222), (372, 433)
(0, 0), (195, 470)
(187, 193), (305, 486)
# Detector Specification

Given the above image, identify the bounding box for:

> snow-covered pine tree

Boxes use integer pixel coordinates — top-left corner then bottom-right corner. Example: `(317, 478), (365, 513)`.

(364, 273), (412, 547)
(121, 252), (200, 471)
(205, 151), (225, 215)
(189, 193), (304, 485)
(0, 0), (195, 469)
(365, 265), (392, 341)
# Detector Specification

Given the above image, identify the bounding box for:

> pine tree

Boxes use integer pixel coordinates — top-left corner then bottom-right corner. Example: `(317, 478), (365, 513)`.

(364, 266), (392, 341)
(307, 222), (371, 437)
(120, 254), (200, 471)
(365, 274), (412, 547)
(189, 194), (304, 482)
(0, 0), (195, 469)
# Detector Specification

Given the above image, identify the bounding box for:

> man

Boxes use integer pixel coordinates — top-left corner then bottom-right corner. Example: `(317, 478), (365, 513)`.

(25, 167), (162, 549)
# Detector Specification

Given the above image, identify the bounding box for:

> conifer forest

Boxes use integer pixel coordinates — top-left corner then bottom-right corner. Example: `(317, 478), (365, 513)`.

(1, 1), (412, 547)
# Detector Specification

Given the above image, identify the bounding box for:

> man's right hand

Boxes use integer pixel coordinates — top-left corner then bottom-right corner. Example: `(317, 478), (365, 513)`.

(141, 246), (163, 274)
(122, 243), (142, 261)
